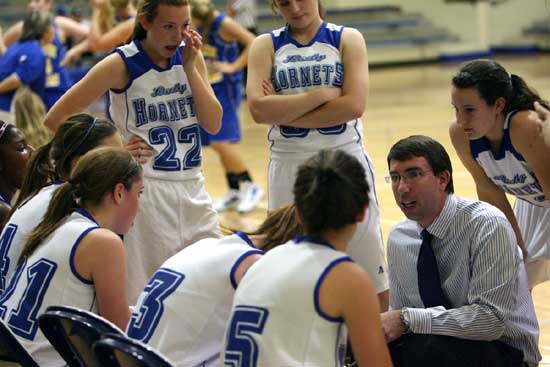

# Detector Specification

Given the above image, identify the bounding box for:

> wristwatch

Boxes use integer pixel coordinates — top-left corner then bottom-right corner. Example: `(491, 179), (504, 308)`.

(400, 308), (411, 332)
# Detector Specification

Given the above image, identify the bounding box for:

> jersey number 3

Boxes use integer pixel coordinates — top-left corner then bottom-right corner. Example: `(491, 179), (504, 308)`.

(224, 305), (269, 367)
(127, 268), (185, 343)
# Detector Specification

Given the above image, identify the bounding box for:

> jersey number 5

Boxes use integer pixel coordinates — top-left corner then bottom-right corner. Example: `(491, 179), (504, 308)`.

(224, 305), (269, 367)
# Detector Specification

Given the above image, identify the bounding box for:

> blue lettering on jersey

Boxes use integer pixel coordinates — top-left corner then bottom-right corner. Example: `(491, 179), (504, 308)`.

(272, 62), (344, 92)
(493, 173), (528, 185)
(496, 183), (545, 199)
(225, 305), (269, 367)
(6, 259), (57, 340)
(133, 96), (196, 127)
(127, 268), (185, 343)
(0, 224), (17, 293)
(151, 82), (187, 98)
(282, 53), (326, 63)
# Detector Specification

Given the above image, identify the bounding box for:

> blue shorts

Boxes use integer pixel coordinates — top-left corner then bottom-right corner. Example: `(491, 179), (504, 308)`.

(200, 81), (243, 146)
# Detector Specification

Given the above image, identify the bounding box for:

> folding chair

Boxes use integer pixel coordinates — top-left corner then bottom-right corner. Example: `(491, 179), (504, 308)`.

(93, 333), (174, 367)
(37, 305), (124, 367)
(0, 318), (39, 367)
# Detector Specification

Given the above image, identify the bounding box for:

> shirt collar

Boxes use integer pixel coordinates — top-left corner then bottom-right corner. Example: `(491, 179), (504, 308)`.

(420, 194), (457, 240)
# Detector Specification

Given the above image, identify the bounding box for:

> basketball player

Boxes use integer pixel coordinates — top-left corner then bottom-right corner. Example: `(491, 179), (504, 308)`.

(245, 0), (389, 309)
(127, 204), (300, 366)
(1, 0), (90, 109)
(0, 147), (142, 366)
(191, 0), (263, 213)
(43, 0), (223, 303)
(0, 12), (53, 122)
(0, 122), (32, 230)
(450, 59), (550, 289)
(0, 115), (121, 293)
(223, 149), (391, 366)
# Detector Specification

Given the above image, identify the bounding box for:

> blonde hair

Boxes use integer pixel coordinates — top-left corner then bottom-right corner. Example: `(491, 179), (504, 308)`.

(13, 87), (52, 149)
(99, 0), (135, 32)
(190, 0), (215, 40)
(111, 0), (133, 8)
(98, 0), (116, 32)
(270, 0), (324, 18)
(190, 0), (214, 23)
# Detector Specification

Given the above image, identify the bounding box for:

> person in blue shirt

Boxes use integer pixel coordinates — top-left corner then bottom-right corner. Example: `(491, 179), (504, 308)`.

(1, 0), (90, 110)
(191, 0), (263, 214)
(0, 11), (53, 123)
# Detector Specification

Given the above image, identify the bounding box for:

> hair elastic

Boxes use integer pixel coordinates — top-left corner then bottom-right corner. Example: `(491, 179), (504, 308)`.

(0, 121), (9, 141)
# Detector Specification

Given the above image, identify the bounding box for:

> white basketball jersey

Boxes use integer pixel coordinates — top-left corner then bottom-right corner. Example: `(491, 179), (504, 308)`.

(0, 181), (62, 294)
(470, 111), (550, 207)
(0, 209), (99, 367)
(110, 40), (202, 181)
(127, 232), (263, 367)
(223, 237), (350, 366)
(268, 22), (364, 154)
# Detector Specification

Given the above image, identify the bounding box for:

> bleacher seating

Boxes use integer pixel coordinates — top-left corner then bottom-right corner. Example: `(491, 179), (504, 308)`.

(524, 18), (550, 51)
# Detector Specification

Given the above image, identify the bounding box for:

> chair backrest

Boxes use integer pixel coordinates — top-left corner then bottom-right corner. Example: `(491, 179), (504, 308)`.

(0, 318), (40, 367)
(93, 333), (174, 367)
(38, 305), (124, 367)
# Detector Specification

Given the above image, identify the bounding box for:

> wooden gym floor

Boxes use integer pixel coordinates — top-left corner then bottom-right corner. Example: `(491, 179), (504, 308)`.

(201, 54), (550, 364)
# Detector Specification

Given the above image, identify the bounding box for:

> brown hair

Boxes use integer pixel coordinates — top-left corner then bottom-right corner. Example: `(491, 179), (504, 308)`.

(19, 147), (141, 263)
(13, 114), (118, 211)
(130, 0), (190, 42)
(19, 11), (53, 42)
(452, 59), (548, 113)
(294, 149), (369, 236)
(247, 204), (302, 251)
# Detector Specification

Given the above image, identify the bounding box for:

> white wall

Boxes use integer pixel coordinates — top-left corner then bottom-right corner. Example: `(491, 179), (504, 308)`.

(323, 0), (548, 54)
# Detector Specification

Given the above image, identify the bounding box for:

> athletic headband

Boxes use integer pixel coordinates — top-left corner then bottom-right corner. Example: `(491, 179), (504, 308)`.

(0, 121), (9, 141)
(71, 117), (99, 154)
(143, 0), (160, 12)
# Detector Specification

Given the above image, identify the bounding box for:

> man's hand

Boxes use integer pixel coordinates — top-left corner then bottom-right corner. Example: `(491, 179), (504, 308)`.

(381, 310), (408, 343)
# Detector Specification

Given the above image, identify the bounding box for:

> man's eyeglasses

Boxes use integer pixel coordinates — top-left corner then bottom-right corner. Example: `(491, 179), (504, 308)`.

(385, 169), (433, 185)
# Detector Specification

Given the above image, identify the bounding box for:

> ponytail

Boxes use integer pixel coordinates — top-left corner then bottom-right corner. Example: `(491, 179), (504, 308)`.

(248, 204), (302, 252)
(294, 150), (369, 236)
(452, 59), (548, 113)
(18, 147), (141, 264)
(18, 182), (79, 264)
(13, 115), (118, 213)
(12, 141), (55, 210)
(190, 0), (215, 43)
(508, 74), (549, 113)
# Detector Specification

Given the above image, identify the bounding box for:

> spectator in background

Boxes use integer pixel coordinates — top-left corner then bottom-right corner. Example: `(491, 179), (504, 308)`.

(13, 87), (52, 149)
(0, 11), (53, 123)
(1, 0), (90, 109)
